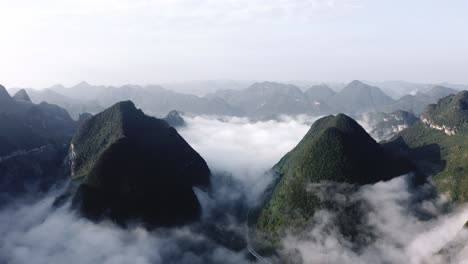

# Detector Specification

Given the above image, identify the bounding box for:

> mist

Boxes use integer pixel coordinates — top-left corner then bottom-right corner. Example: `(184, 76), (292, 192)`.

(178, 115), (318, 203)
(280, 175), (468, 264)
(1, 115), (467, 264)
(0, 114), (316, 264)
(0, 193), (253, 264)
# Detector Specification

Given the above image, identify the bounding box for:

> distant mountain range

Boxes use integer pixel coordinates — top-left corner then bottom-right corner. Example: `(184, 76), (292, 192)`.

(11, 80), (465, 120)
(2, 82), (467, 261)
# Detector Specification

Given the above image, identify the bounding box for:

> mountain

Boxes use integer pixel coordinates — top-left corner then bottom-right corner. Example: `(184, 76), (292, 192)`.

(439, 82), (468, 91)
(69, 101), (211, 226)
(0, 145), (68, 204)
(48, 83), (242, 117)
(103, 85), (243, 116)
(304, 84), (336, 102)
(256, 114), (410, 241)
(421, 90), (468, 135)
(26, 80), (448, 119)
(164, 110), (185, 128)
(382, 86), (460, 115)
(383, 90), (468, 202)
(0, 85), (17, 111)
(208, 82), (313, 117)
(364, 81), (433, 99)
(161, 80), (254, 96)
(51, 81), (108, 102)
(207, 81), (334, 117)
(22, 83), (244, 118)
(0, 84), (77, 201)
(382, 92), (433, 114)
(359, 110), (419, 141)
(77, 112), (93, 124)
(0, 85), (77, 156)
(21, 88), (103, 119)
(12, 89), (31, 102)
(425, 85), (459, 99)
(327, 80), (395, 113)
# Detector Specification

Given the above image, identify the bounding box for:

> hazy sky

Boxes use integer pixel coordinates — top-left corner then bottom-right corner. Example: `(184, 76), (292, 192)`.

(1, 0), (467, 88)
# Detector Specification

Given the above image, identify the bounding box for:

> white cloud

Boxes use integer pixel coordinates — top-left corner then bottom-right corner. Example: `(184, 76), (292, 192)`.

(281, 176), (468, 264)
(0, 114), (318, 264)
(0, 0), (362, 23)
(0, 196), (251, 264)
(179, 114), (318, 203)
(0, 115), (467, 264)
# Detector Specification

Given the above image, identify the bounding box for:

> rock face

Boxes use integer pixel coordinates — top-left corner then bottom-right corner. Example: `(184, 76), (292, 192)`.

(70, 101), (211, 226)
(421, 91), (468, 135)
(12, 89), (32, 102)
(384, 90), (468, 202)
(361, 110), (419, 141)
(257, 114), (409, 241)
(164, 110), (185, 127)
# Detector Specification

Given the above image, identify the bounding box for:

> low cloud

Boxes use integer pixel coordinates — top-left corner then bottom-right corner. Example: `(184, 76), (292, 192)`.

(179, 114), (317, 203)
(0, 194), (252, 264)
(0, 114), (315, 264)
(1, 115), (467, 264)
(281, 175), (468, 264)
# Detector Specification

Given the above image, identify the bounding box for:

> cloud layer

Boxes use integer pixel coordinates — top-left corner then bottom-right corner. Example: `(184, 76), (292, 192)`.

(281, 175), (468, 264)
(0, 114), (315, 264)
(179, 115), (317, 203)
(1, 115), (467, 264)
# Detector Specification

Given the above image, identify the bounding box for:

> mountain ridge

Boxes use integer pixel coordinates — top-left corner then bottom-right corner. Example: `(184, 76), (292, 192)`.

(69, 100), (211, 226)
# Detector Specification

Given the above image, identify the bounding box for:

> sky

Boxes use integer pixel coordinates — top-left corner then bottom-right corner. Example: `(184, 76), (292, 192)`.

(0, 0), (467, 88)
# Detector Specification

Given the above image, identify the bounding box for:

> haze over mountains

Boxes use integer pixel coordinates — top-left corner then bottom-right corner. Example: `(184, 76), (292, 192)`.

(1, 81), (467, 264)
(11, 80), (463, 120)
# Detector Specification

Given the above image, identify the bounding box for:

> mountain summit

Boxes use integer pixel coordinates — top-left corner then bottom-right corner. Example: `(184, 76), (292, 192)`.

(0, 84), (12, 103)
(12, 89), (32, 102)
(328, 80), (394, 113)
(70, 101), (211, 226)
(257, 113), (409, 241)
(421, 90), (468, 135)
(385, 90), (468, 202)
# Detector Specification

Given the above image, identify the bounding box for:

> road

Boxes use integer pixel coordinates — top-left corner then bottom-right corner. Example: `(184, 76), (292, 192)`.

(245, 208), (273, 264)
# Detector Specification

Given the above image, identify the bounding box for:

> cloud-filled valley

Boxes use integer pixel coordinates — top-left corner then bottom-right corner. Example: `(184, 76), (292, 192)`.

(1, 114), (467, 263)
(281, 176), (468, 264)
(0, 115), (315, 264)
(1, 0), (467, 261)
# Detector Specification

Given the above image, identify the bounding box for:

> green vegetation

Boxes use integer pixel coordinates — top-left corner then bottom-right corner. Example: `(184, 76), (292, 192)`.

(70, 101), (211, 226)
(422, 91), (468, 134)
(257, 90), (468, 246)
(388, 123), (468, 203)
(384, 91), (468, 203)
(0, 86), (76, 156)
(71, 102), (126, 181)
(257, 114), (408, 242)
